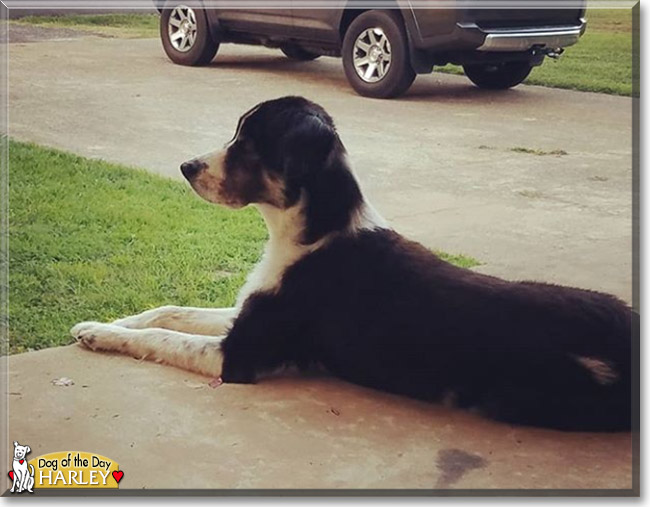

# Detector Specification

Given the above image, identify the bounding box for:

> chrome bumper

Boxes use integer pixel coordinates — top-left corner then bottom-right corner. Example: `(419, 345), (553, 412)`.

(476, 21), (586, 52)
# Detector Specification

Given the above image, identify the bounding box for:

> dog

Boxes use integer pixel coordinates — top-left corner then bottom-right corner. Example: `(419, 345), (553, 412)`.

(72, 96), (633, 431)
(11, 441), (34, 493)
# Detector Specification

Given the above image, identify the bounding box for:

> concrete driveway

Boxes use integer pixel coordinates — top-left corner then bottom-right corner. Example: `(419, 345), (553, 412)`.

(9, 35), (633, 299)
(7, 32), (635, 492)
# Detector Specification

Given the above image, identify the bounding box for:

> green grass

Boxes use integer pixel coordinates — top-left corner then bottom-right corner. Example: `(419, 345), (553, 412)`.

(12, 13), (159, 38)
(439, 9), (634, 96)
(9, 141), (266, 353)
(434, 251), (481, 269)
(9, 141), (480, 354)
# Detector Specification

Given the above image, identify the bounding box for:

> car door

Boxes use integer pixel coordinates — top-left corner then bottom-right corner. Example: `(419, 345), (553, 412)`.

(208, 5), (295, 37)
(289, 7), (342, 44)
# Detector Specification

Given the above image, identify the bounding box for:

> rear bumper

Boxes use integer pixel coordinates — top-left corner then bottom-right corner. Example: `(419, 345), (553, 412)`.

(408, 17), (586, 73)
(410, 16), (587, 54)
(450, 19), (587, 53)
(474, 21), (587, 52)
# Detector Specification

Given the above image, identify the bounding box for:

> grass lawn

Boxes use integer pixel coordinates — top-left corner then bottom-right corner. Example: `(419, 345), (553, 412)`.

(526, 9), (633, 95)
(9, 141), (265, 354)
(12, 13), (159, 38)
(8, 141), (478, 354)
(439, 9), (634, 96)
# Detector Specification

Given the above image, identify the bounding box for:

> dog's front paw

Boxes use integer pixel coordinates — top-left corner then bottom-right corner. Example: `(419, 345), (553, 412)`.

(71, 321), (122, 351)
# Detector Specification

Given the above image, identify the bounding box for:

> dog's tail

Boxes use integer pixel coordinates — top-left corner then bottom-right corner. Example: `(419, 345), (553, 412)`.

(28, 464), (35, 477)
(478, 374), (631, 431)
(476, 306), (635, 432)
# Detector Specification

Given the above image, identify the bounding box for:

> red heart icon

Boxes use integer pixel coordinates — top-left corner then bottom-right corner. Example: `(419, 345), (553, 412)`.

(8, 471), (14, 481)
(112, 470), (124, 484)
(19, 460), (24, 465)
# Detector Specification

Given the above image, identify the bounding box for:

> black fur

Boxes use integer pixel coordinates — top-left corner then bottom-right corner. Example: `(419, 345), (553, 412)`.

(209, 97), (633, 431)
(222, 229), (632, 431)
(224, 97), (363, 243)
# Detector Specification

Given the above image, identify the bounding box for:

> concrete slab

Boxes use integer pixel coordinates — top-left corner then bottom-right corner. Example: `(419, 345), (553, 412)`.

(7, 35), (634, 491)
(9, 345), (633, 490)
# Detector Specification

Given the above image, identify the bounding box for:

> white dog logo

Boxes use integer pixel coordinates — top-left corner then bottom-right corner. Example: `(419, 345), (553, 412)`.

(10, 441), (34, 493)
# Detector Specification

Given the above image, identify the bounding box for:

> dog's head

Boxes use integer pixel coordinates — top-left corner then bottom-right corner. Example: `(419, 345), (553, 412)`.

(181, 96), (362, 244)
(13, 441), (30, 460)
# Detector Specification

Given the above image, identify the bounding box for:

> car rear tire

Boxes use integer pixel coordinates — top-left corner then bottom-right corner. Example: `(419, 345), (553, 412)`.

(463, 61), (533, 90)
(342, 10), (416, 99)
(160, 3), (219, 66)
(281, 46), (321, 61)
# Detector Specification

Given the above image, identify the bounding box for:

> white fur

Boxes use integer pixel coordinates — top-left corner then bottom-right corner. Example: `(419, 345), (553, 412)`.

(236, 199), (322, 307)
(227, 104), (261, 147)
(189, 150), (229, 205)
(112, 306), (237, 336)
(237, 191), (388, 308)
(349, 200), (389, 232)
(72, 322), (225, 378)
(575, 356), (618, 385)
(346, 158), (389, 232)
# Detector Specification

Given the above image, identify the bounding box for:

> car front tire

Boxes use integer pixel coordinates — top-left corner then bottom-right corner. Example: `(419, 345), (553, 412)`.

(160, 3), (219, 66)
(463, 61), (533, 90)
(342, 10), (416, 99)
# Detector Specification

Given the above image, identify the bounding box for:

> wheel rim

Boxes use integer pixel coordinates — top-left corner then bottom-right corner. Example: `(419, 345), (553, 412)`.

(168, 5), (198, 53)
(353, 27), (392, 83)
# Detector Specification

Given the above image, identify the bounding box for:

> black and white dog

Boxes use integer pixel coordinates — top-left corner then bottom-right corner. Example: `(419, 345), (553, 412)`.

(72, 96), (633, 431)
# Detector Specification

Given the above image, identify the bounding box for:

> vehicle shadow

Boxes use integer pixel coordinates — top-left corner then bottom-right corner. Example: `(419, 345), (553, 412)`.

(405, 76), (534, 104)
(210, 53), (536, 104)
(211, 53), (319, 71)
(209, 53), (349, 89)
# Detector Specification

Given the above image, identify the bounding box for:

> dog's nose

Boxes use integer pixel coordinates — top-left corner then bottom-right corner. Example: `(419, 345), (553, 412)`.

(180, 160), (203, 180)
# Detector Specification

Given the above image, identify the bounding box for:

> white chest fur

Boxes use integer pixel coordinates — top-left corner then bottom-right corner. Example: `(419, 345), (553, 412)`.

(234, 198), (388, 309)
(235, 202), (317, 308)
(235, 238), (312, 308)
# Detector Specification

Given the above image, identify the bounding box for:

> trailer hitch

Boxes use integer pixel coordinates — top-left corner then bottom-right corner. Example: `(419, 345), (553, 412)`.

(545, 47), (565, 59)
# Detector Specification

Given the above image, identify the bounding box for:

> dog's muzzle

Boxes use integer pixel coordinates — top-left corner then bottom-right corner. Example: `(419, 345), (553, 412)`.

(180, 159), (206, 180)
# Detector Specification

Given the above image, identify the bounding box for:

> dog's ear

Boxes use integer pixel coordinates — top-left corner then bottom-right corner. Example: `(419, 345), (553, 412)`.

(281, 115), (362, 244)
(13, 441), (18, 447)
(281, 114), (336, 189)
(25, 446), (30, 454)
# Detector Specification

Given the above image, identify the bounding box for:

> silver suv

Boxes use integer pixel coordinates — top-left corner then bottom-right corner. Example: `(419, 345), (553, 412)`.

(157, 3), (586, 98)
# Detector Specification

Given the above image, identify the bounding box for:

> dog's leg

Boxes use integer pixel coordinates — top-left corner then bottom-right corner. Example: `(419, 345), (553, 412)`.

(26, 466), (34, 494)
(21, 471), (28, 493)
(10, 470), (16, 493)
(111, 306), (237, 336)
(71, 322), (224, 377)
